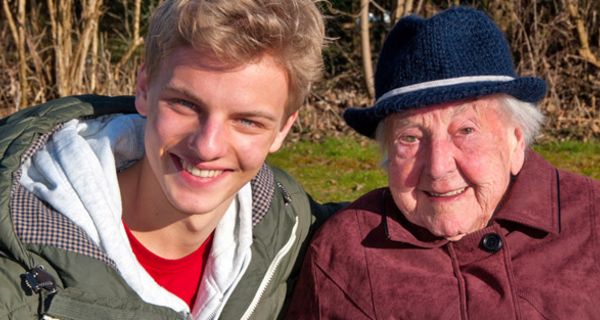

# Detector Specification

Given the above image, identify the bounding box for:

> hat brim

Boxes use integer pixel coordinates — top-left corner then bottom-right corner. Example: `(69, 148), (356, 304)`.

(344, 77), (546, 138)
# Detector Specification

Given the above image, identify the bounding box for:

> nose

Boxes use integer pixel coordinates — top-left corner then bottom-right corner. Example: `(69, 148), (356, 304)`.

(188, 117), (227, 161)
(426, 138), (456, 180)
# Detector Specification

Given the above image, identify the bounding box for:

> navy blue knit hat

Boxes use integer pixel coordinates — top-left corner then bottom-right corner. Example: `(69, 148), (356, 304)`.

(343, 6), (547, 138)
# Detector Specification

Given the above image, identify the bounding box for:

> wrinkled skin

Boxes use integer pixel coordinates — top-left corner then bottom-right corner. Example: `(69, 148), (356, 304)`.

(385, 97), (525, 241)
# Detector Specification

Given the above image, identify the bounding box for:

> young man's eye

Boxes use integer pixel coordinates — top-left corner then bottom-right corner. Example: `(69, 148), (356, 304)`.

(165, 98), (199, 115)
(165, 98), (196, 110)
(174, 99), (196, 109)
(238, 118), (258, 127)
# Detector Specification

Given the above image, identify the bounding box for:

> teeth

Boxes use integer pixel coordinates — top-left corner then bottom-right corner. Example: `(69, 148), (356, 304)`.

(428, 187), (466, 197)
(182, 160), (222, 178)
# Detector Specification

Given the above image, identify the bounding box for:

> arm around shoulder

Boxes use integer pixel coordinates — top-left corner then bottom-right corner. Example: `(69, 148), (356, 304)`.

(308, 194), (348, 230)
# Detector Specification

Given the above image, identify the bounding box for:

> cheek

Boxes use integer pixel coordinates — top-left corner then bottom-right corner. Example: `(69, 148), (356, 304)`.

(232, 133), (276, 169)
(388, 156), (420, 192)
(469, 140), (511, 177)
(152, 108), (198, 145)
(458, 134), (513, 210)
(388, 176), (418, 217)
(387, 157), (422, 214)
(143, 117), (162, 151)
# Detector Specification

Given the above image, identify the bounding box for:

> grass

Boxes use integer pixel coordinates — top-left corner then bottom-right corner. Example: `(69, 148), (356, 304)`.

(268, 137), (387, 203)
(268, 137), (600, 203)
(533, 141), (600, 180)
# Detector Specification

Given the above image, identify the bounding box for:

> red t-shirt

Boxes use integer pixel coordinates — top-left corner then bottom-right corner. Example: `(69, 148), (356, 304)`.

(123, 223), (213, 308)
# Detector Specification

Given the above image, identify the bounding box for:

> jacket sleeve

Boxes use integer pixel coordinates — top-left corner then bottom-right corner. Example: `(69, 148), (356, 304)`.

(307, 194), (348, 230)
(285, 246), (372, 320)
(0, 255), (39, 319)
(591, 177), (600, 266)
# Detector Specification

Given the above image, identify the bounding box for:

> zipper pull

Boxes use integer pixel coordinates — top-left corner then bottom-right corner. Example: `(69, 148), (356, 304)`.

(21, 265), (57, 295)
(276, 181), (292, 206)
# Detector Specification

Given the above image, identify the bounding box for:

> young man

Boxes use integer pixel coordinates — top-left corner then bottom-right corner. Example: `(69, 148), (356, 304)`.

(0, 0), (337, 319)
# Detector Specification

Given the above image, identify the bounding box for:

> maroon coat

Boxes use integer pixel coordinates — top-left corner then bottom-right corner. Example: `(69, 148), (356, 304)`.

(288, 151), (600, 319)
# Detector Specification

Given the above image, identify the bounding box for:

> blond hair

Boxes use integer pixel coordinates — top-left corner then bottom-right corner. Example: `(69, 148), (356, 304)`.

(144, 0), (325, 115)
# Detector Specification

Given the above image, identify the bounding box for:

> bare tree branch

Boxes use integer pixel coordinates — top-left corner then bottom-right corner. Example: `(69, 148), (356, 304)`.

(115, 0), (143, 70)
(90, 18), (99, 92)
(16, 0), (27, 108)
(566, 0), (600, 68)
(394, 0), (406, 22)
(2, 1), (19, 64)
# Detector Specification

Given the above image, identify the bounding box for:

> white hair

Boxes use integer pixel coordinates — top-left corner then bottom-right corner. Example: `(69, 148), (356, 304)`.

(374, 118), (390, 169)
(497, 95), (545, 146)
(374, 94), (545, 168)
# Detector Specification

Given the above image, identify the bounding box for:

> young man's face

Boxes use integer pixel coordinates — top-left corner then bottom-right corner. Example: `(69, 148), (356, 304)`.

(135, 47), (296, 217)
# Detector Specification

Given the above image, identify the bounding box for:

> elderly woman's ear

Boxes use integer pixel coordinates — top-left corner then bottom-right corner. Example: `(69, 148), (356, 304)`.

(509, 126), (526, 176)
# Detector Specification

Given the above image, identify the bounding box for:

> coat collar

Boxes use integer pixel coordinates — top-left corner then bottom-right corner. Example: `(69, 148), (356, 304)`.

(384, 149), (560, 247)
(493, 149), (560, 235)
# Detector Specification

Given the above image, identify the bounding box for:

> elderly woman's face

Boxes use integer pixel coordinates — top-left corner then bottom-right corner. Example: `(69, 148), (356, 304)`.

(385, 97), (525, 241)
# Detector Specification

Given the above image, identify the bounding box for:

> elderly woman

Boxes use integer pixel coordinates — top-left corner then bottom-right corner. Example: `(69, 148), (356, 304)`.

(287, 6), (600, 319)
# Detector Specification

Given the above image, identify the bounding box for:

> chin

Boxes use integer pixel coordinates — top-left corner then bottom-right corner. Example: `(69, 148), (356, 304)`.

(445, 233), (467, 241)
(428, 220), (471, 241)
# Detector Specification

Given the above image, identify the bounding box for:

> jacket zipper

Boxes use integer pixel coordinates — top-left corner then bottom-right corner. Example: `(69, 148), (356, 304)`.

(239, 216), (299, 320)
(206, 227), (257, 320)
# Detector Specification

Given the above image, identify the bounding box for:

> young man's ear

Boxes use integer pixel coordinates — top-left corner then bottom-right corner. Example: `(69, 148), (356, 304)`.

(135, 64), (149, 116)
(269, 111), (299, 153)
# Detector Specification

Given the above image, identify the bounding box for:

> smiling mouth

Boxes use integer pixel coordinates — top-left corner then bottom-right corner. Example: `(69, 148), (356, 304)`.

(426, 187), (467, 198)
(181, 159), (223, 178)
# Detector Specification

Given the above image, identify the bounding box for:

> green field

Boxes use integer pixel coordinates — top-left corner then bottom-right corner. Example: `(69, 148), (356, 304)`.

(268, 137), (600, 203)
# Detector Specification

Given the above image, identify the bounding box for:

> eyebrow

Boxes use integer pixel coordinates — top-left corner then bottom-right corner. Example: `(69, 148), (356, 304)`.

(161, 83), (278, 122)
(391, 117), (414, 128)
(451, 102), (474, 116)
(162, 83), (203, 104)
(234, 111), (278, 122)
(391, 101), (478, 126)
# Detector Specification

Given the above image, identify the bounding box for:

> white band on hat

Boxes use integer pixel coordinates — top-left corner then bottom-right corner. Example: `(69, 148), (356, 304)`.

(376, 75), (515, 104)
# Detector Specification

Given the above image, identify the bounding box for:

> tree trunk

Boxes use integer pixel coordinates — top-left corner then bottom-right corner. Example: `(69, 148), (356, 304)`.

(2, 0), (28, 108)
(71, 0), (103, 94)
(115, 0), (143, 70)
(360, 0), (375, 99)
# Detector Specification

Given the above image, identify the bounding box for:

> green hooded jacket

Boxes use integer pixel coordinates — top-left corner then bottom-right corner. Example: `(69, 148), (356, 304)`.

(0, 95), (340, 319)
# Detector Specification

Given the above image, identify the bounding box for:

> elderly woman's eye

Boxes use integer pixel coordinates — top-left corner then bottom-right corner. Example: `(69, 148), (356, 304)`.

(398, 135), (419, 144)
(460, 127), (474, 135)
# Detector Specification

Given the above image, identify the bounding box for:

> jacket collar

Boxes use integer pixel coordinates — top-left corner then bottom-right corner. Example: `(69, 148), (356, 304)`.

(493, 149), (560, 235)
(384, 149), (560, 247)
(250, 164), (275, 226)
